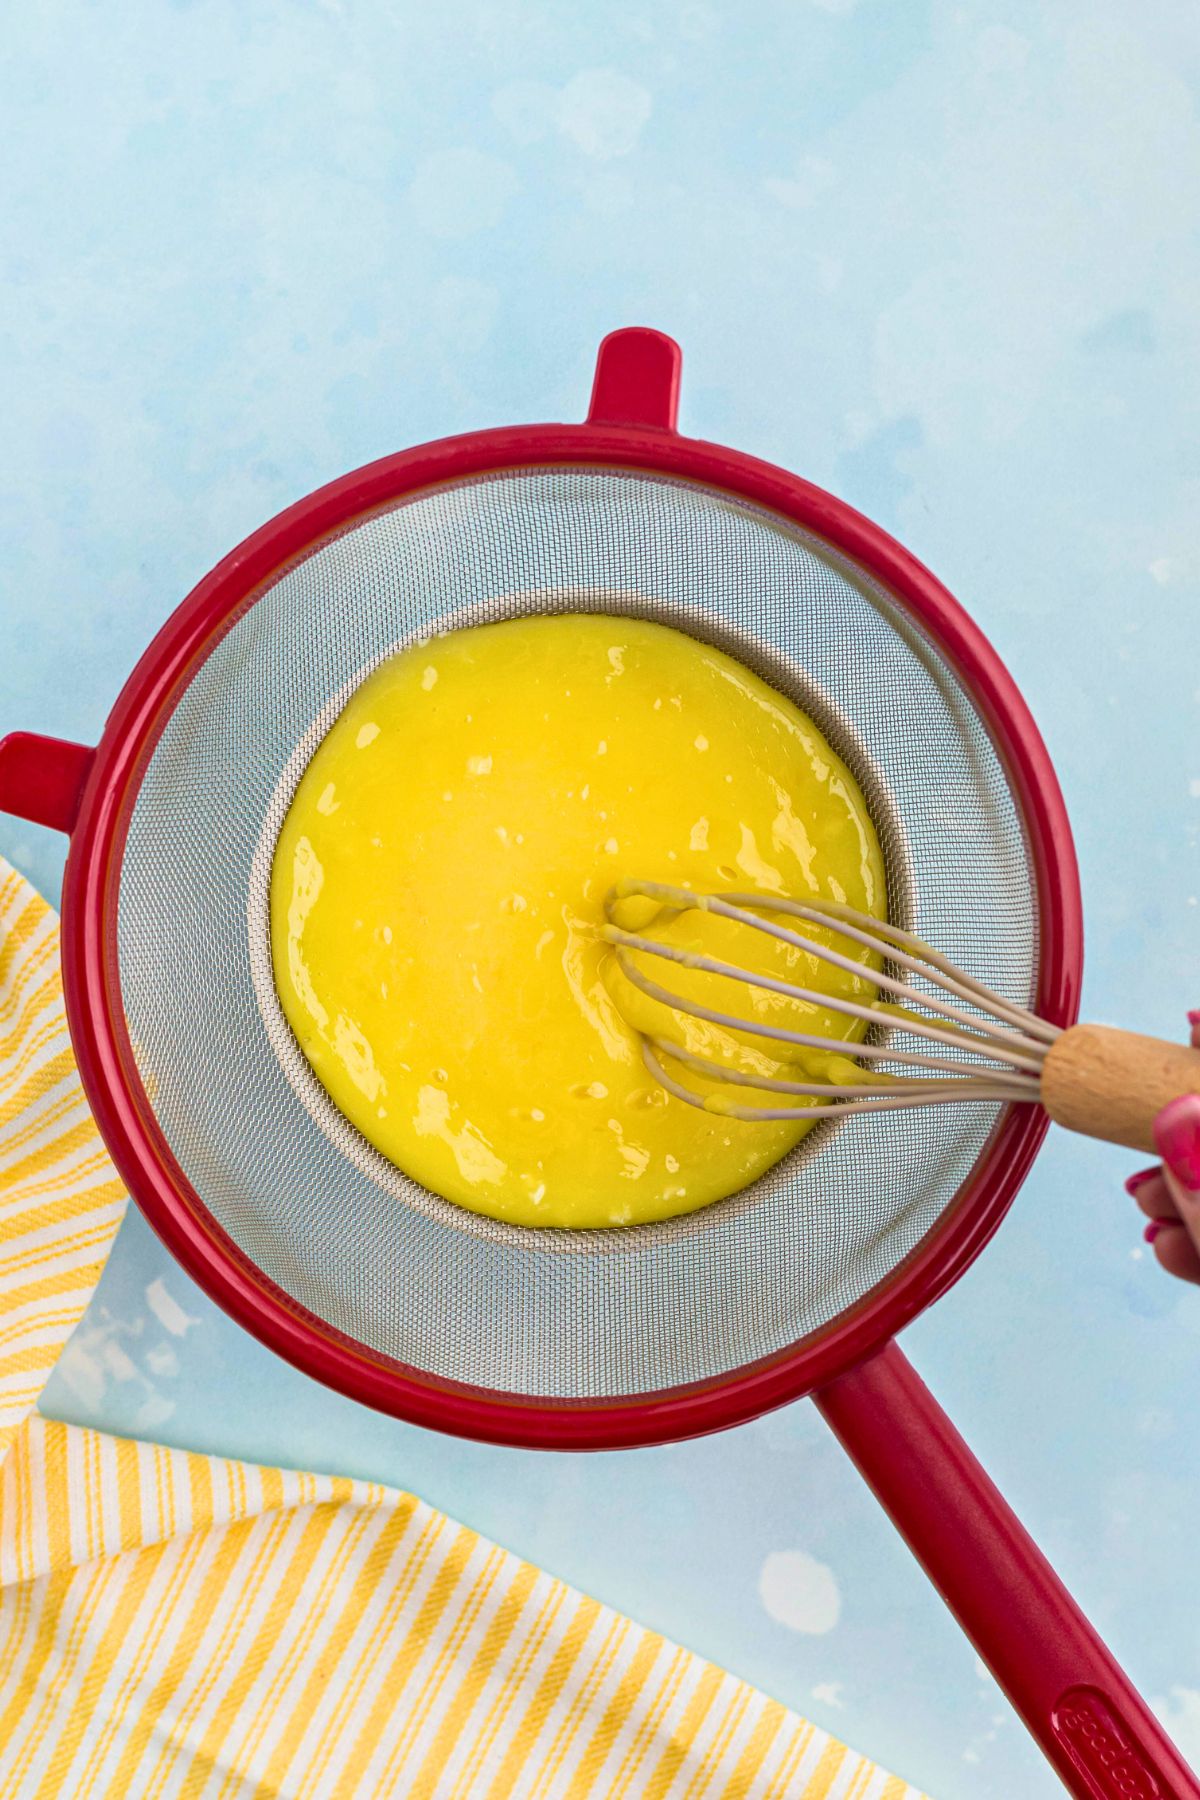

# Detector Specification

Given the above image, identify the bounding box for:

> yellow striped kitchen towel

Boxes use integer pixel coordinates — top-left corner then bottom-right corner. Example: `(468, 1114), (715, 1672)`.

(0, 857), (928, 1798)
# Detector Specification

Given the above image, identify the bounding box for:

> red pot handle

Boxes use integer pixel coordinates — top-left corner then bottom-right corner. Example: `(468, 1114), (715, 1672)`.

(0, 732), (95, 836)
(816, 1342), (1197, 1798)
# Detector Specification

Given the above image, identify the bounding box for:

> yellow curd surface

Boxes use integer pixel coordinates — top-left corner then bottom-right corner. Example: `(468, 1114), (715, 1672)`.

(270, 614), (884, 1228)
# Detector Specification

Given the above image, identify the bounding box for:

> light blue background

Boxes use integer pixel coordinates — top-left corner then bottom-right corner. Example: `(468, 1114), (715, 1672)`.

(4, 3), (1200, 1794)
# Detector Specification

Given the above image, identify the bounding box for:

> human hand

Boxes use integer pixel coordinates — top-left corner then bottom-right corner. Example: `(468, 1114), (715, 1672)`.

(1127, 1014), (1200, 1285)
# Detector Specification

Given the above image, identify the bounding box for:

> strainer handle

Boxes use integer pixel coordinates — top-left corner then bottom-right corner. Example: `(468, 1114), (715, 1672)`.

(586, 327), (681, 431)
(816, 1342), (1199, 1799)
(0, 732), (94, 835)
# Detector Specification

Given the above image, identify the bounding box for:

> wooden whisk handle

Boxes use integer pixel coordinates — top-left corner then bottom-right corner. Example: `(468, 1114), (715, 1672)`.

(1040, 1024), (1200, 1152)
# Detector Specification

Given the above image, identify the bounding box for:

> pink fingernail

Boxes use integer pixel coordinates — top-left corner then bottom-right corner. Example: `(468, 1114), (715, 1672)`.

(1188, 1010), (1200, 1029)
(1144, 1219), (1176, 1245)
(1125, 1166), (1160, 1196)
(1154, 1094), (1200, 1193)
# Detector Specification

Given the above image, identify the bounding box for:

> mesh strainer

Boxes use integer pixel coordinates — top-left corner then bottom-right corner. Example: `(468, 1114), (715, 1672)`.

(2, 330), (1192, 1797)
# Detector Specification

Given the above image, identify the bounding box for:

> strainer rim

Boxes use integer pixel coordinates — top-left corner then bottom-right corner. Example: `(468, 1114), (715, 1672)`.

(57, 406), (1083, 1449)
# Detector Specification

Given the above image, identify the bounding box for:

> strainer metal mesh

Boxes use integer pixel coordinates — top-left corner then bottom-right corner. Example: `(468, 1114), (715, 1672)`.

(118, 468), (1036, 1399)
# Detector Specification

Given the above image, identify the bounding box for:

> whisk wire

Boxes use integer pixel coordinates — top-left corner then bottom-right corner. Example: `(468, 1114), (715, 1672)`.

(642, 1043), (1036, 1123)
(606, 880), (1052, 1121)
(611, 881), (1057, 1044)
(652, 1038), (1038, 1102)
(712, 893), (1059, 1045)
(615, 952), (1045, 1079)
(608, 935), (1048, 1075)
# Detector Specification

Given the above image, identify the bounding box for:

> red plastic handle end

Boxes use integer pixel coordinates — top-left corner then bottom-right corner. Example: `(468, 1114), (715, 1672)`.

(587, 327), (682, 431)
(0, 732), (95, 836)
(1053, 1687), (1172, 1798)
(816, 1347), (1199, 1799)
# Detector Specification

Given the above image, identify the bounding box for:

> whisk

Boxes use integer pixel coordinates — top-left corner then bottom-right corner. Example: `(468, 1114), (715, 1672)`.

(603, 878), (1200, 1153)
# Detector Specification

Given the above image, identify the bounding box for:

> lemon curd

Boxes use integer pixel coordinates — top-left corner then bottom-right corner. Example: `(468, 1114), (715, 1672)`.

(270, 614), (885, 1229)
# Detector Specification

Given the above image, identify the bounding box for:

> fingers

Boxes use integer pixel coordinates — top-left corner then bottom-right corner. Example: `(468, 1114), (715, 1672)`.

(1156, 1094), (1200, 1197)
(1126, 1017), (1200, 1286)
(1145, 1219), (1200, 1285)
(1127, 1166), (1179, 1222)
(1144, 1093), (1200, 1284)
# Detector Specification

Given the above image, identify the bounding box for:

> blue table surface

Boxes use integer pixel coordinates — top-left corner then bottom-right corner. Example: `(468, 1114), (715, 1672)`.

(6, 4), (1200, 1795)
